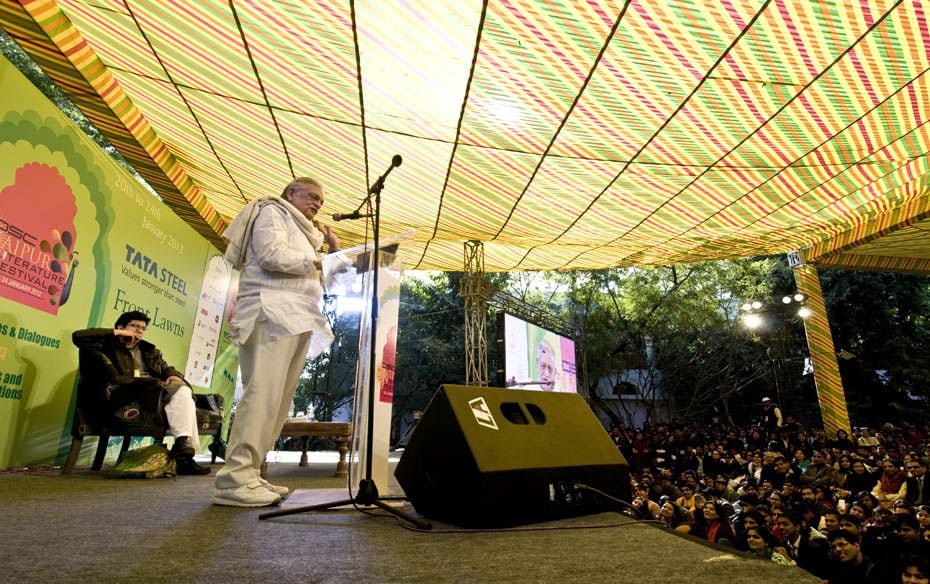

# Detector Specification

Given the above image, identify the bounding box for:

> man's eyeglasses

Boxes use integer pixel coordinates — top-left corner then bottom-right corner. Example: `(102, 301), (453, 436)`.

(291, 189), (323, 202)
(126, 323), (147, 332)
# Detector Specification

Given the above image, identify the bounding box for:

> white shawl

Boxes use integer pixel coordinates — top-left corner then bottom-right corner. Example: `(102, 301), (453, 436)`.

(222, 195), (323, 269)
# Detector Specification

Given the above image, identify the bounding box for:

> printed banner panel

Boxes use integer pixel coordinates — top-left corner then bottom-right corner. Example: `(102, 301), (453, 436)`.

(0, 55), (237, 467)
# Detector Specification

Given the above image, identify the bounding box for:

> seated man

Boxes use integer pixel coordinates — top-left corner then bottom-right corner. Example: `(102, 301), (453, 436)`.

(72, 310), (209, 475)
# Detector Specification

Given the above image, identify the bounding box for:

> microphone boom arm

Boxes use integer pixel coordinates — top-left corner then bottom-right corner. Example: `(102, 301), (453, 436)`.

(332, 155), (403, 221)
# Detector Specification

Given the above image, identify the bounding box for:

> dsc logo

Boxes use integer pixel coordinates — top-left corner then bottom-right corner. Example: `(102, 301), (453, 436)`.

(467, 397), (499, 431)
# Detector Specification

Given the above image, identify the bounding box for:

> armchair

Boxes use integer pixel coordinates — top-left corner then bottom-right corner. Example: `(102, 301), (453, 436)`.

(61, 347), (225, 474)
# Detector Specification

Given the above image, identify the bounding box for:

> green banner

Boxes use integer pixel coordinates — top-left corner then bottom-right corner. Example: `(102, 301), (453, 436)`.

(0, 54), (237, 467)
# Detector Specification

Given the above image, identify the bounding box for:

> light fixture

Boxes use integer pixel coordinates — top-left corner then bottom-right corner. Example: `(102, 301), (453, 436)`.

(751, 300), (763, 310)
(797, 306), (812, 319)
(743, 313), (764, 329)
(741, 303), (753, 312)
(782, 296), (792, 304)
(793, 293), (806, 302)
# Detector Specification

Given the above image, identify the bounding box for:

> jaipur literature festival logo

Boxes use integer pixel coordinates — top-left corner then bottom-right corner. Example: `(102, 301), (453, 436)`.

(0, 162), (79, 315)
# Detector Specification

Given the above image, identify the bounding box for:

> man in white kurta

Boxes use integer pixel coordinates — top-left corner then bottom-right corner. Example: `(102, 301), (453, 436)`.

(213, 177), (339, 507)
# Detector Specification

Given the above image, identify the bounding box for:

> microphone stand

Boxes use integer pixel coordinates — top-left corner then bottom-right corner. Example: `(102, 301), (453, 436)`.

(260, 157), (430, 529)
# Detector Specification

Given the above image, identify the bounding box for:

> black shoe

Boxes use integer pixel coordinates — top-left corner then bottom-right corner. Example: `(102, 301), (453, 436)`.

(175, 456), (211, 476)
(208, 439), (227, 462)
(170, 436), (195, 458)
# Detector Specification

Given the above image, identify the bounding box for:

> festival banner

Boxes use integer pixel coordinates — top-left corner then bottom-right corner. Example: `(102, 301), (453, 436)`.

(0, 54), (237, 468)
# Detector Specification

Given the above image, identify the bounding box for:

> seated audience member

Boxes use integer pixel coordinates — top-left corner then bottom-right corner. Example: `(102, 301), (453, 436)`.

(829, 429), (856, 453)
(657, 501), (692, 530)
(711, 474), (740, 503)
(862, 507), (897, 559)
(856, 491), (882, 520)
(797, 500), (824, 535)
(743, 525), (794, 565)
(774, 509), (831, 578)
(737, 509), (769, 535)
(906, 458), (930, 506)
(839, 459), (879, 499)
(736, 509), (782, 550)
(687, 501), (737, 546)
(820, 508), (842, 534)
(782, 479), (800, 504)
(656, 470), (682, 500)
(759, 453), (780, 487)
(72, 310), (209, 475)
(771, 455), (798, 489)
(675, 484), (704, 515)
(848, 502), (872, 528)
(917, 506), (930, 531)
(794, 449), (812, 473)
(746, 428), (768, 451)
(886, 515), (930, 576)
(834, 454), (854, 488)
(703, 448), (727, 478)
(901, 556), (930, 584)
(628, 483), (660, 520)
(798, 485), (818, 506)
(895, 499), (917, 518)
(838, 513), (864, 538)
(825, 529), (888, 584)
(768, 490), (790, 511)
(874, 459), (908, 509)
(814, 485), (836, 513)
(858, 428), (881, 448)
(745, 451), (765, 485)
(769, 504), (789, 539)
(759, 479), (776, 499)
(799, 450), (835, 488)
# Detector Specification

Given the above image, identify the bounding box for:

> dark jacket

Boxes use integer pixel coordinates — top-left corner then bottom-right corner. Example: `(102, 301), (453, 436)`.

(799, 462), (835, 488)
(71, 328), (187, 427)
(905, 473), (930, 506)
(72, 328), (184, 381)
(789, 531), (832, 579)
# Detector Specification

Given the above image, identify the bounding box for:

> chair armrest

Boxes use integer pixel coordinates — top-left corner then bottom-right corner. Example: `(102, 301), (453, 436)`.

(78, 347), (121, 382)
(194, 393), (224, 416)
(76, 348), (122, 415)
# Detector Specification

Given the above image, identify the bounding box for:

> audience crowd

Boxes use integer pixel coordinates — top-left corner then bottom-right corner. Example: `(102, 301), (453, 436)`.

(611, 408), (930, 583)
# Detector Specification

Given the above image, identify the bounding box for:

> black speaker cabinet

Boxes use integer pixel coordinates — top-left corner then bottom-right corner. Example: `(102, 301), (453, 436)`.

(394, 385), (630, 528)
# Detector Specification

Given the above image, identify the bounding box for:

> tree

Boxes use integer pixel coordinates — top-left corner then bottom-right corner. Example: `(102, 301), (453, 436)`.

(293, 299), (359, 423)
(817, 269), (930, 423)
(534, 259), (778, 427)
(391, 273), (467, 441)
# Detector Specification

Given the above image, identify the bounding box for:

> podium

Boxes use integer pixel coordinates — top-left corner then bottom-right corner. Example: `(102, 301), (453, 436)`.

(322, 232), (411, 495)
(259, 233), (425, 524)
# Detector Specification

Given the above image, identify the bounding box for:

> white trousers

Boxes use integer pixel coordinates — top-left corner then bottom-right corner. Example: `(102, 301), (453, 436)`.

(164, 385), (200, 450)
(214, 323), (312, 489)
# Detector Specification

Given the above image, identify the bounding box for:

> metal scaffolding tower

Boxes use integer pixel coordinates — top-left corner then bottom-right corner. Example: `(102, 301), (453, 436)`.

(461, 240), (491, 386)
(459, 241), (588, 392)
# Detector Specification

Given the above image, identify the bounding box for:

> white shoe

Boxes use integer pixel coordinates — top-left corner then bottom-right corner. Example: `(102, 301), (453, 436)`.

(212, 483), (282, 507)
(259, 478), (290, 498)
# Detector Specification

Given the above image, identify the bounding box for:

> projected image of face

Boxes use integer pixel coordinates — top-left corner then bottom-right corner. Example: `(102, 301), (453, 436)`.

(537, 339), (557, 390)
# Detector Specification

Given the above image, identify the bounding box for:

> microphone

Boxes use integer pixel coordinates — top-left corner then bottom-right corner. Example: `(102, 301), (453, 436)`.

(367, 154), (403, 195)
(332, 211), (372, 222)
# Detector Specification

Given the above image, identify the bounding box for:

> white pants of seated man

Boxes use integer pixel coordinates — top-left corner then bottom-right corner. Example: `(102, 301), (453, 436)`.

(215, 326), (311, 489)
(165, 385), (200, 449)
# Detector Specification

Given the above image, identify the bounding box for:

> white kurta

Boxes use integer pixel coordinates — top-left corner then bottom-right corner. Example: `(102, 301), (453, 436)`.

(215, 199), (336, 489)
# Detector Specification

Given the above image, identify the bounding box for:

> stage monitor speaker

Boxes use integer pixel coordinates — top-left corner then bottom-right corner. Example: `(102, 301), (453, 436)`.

(394, 385), (630, 528)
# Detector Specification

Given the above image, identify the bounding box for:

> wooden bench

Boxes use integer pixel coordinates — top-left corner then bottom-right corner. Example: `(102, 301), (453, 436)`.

(262, 421), (352, 478)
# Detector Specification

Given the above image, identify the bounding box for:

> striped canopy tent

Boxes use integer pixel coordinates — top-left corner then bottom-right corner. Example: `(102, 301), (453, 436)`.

(4, 0), (930, 432)
(5, 0), (930, 273)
